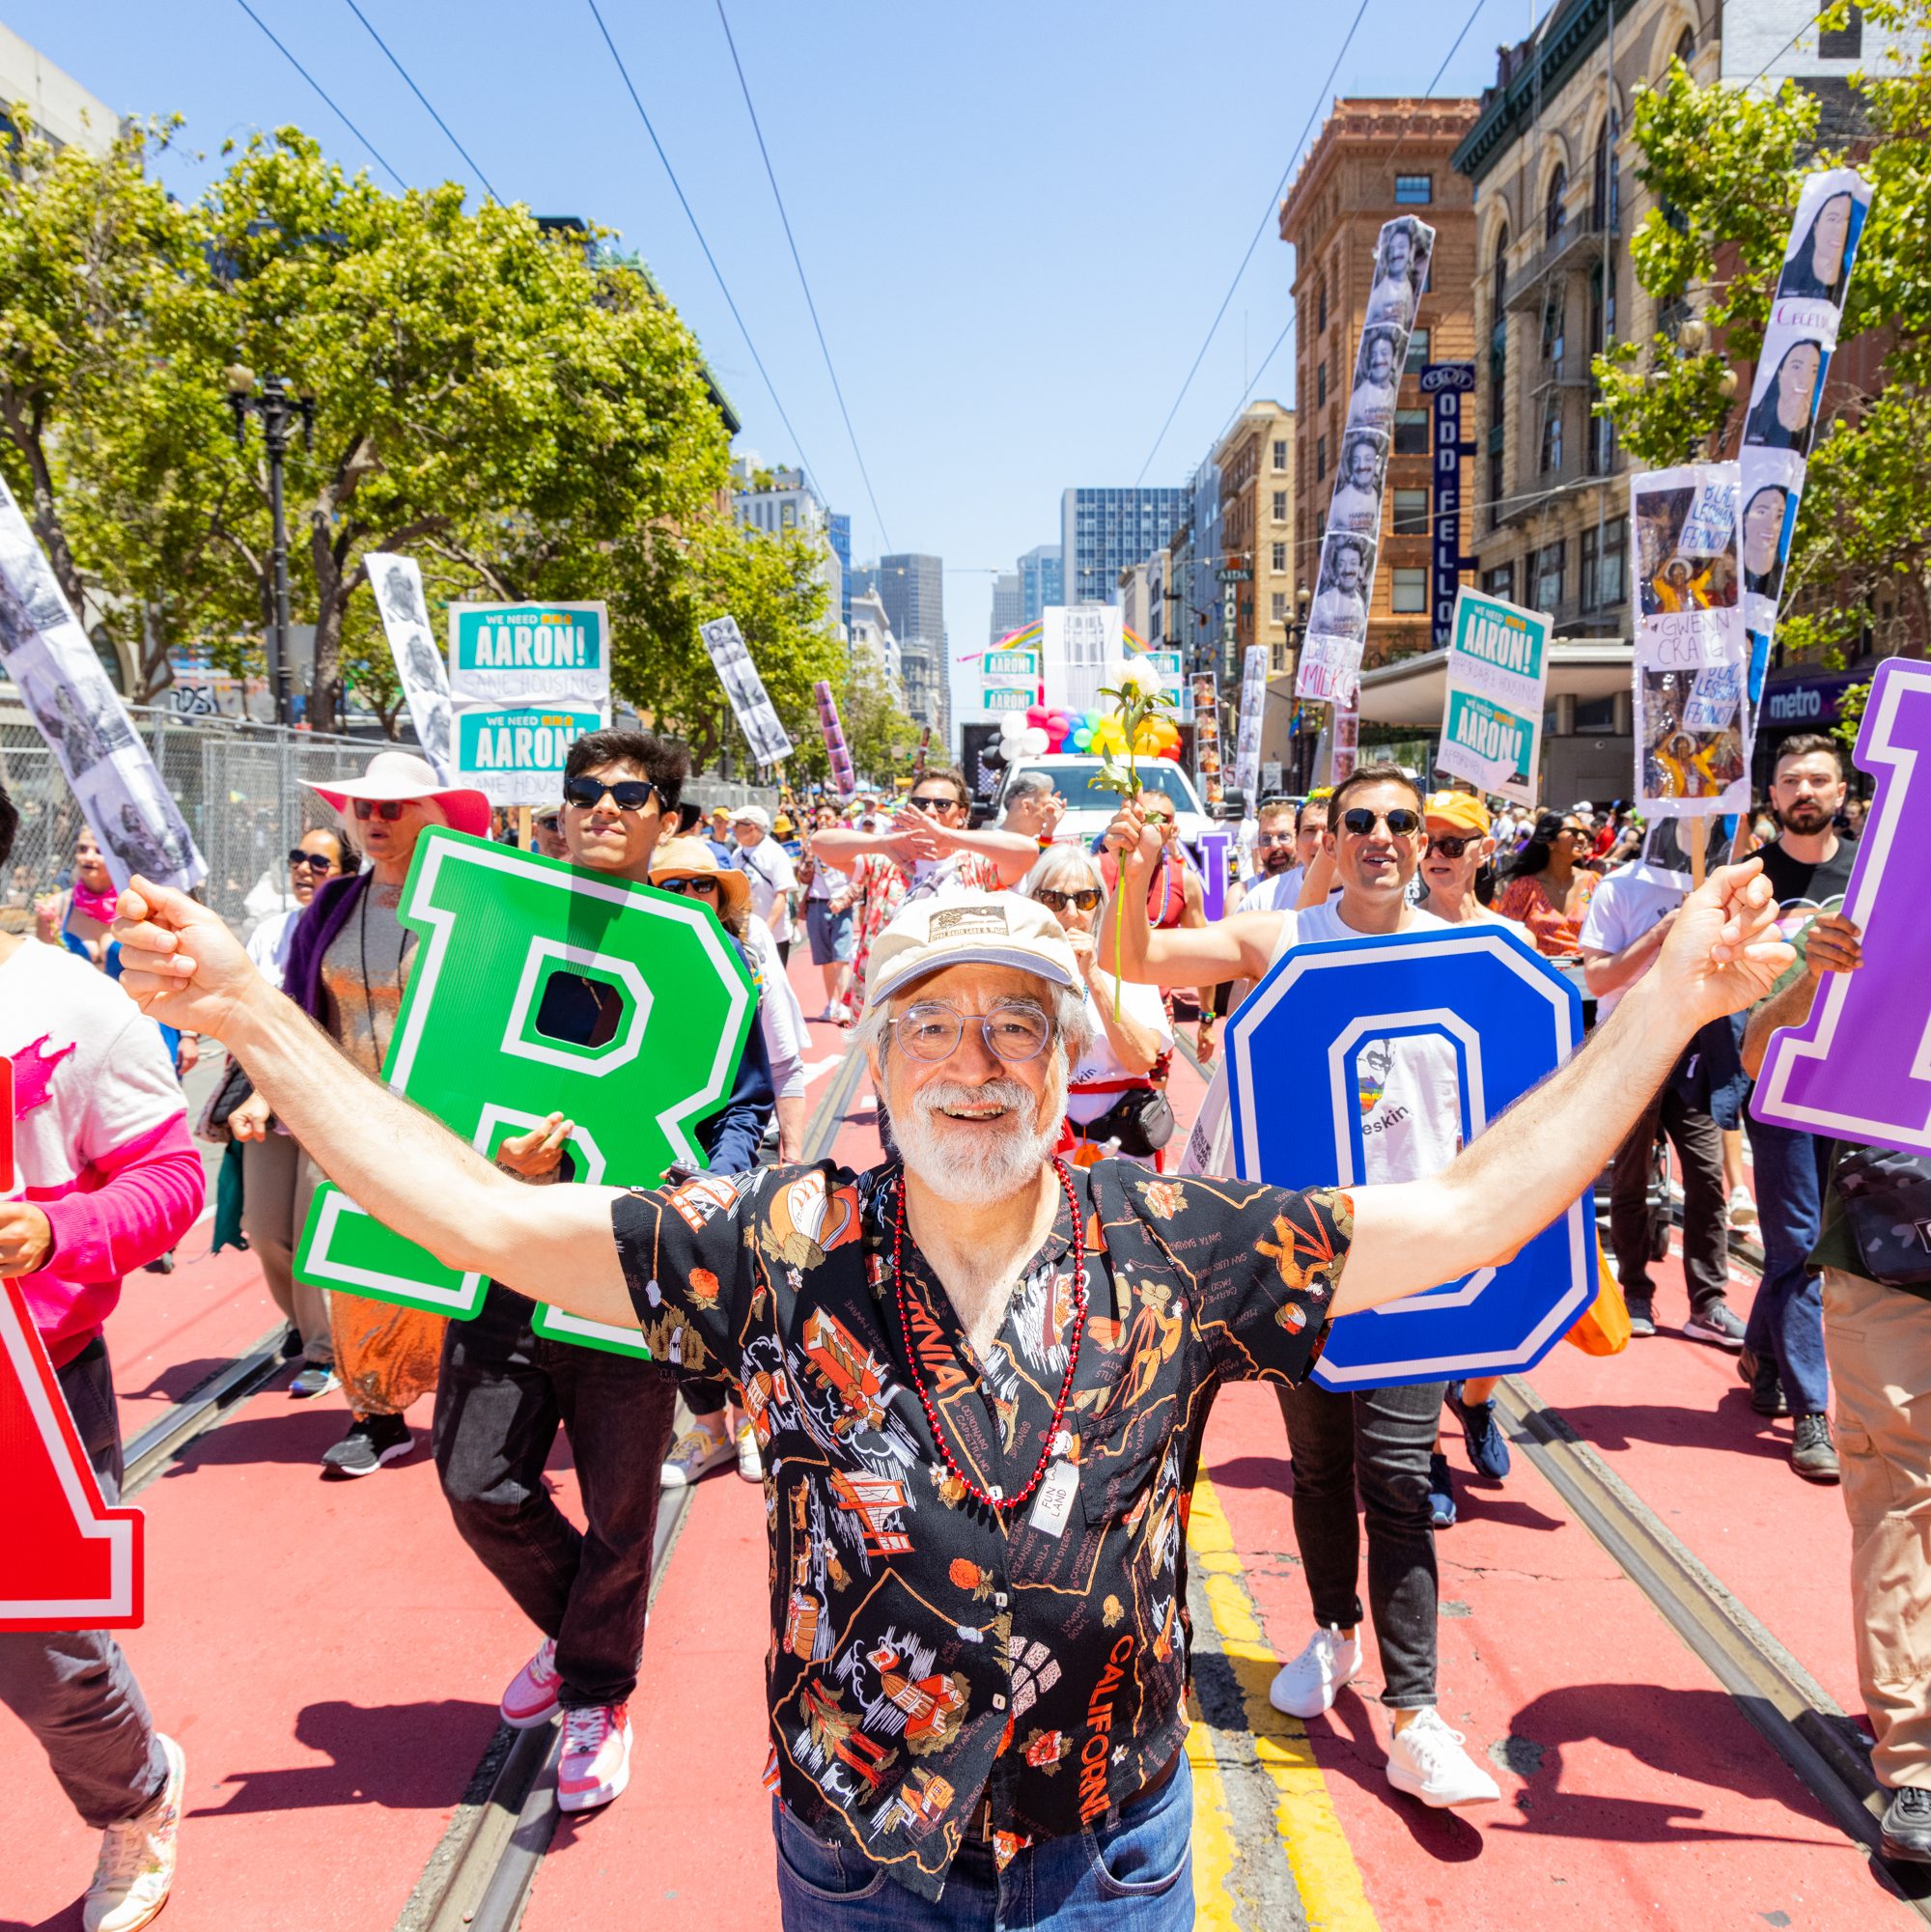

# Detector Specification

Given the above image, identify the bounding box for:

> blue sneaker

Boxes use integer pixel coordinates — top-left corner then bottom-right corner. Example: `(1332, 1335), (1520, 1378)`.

(1449, 1386), (1512, 1480)
(1427, 1451), (1457, 1528)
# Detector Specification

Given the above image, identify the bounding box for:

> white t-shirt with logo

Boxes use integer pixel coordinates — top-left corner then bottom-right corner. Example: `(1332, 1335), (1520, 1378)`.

(1181, 901), (1462, 1181)
(1066, 978), (1174, 1126)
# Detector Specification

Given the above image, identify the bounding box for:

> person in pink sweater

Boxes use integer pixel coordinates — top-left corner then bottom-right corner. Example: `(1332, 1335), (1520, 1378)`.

(0, 781), (206, 1932)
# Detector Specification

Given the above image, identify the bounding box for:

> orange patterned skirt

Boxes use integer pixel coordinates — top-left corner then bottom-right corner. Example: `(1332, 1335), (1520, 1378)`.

(329, 1292), (445, 1418)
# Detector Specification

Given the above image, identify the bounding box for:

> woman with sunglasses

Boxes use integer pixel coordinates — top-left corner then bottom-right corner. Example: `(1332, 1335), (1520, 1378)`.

(276, 752), (494, 1474)
(227, 826), (355, 1390)
(1022, 848), (1173, 1168)
(1494, 811), (1598, 957)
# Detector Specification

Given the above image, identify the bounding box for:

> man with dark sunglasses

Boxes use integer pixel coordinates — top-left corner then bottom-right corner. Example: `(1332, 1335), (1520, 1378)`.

(431, 726), (775, 1817)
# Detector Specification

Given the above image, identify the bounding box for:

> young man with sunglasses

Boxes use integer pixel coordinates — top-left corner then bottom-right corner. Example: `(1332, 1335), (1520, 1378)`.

(431, 728), (775, 1816)
(1107, 764), (1504, 1809)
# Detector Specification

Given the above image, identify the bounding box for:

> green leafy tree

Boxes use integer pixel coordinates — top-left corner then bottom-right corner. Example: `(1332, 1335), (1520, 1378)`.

(1595, 0), (1931, 662)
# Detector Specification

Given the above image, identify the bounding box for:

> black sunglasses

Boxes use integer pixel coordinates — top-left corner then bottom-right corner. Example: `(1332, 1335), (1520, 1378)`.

(1339, 807), (1422, 838)
(288, 848), (336, 872)
(1427, 833), (1474, 858)
(910, 793), (960, 811)
(350, 798), (408, 822)
(1034, 886), (1102, 912)
(657, 875), (719, 897)
(564, 776), (657, 812)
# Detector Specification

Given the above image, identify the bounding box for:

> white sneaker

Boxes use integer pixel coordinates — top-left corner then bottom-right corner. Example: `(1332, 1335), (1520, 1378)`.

(660, 1423), (733, 1488)
(84, 1733), (184, 1932)
(1384, 1707), (1501, 1807)
(557, 1702), (632, 1812)
(736, 1421), (764, 1482)
(1269, 1626), (1362, 1719)
(1728, 1185), (1759, 1229)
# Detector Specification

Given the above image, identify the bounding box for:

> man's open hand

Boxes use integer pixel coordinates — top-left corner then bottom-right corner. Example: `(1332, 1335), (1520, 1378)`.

(1651, 859), (1795, 1027)
(497, 1112), (573, 1179)
(111, 878), (267, 1044)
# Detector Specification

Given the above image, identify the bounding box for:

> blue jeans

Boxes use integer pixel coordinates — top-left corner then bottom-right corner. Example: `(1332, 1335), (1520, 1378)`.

(1742, 1114), (1833, 1414)
(772, 1755), (1193, 1930)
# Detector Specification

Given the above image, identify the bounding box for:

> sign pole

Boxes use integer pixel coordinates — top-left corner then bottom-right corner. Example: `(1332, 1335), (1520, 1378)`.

(1689, 815), (1708, 890)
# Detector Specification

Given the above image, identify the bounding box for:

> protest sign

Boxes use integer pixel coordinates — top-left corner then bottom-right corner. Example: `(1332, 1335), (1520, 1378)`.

(815, 680), (857, 797)
(1219, 924), (1593, 1389)
(1630, 462), (1750, 820)
(701, 614), (795, 767)
(1233, 645), (1268, 798)
(1189, 671), (1222, 808)
(981, 641), (1041, 715)
(448, 600), (610, 710)
(1297, 214), (1436, 708)
(455, 704), (603, 808)
(1739, 168), (1873, 724)
(1436, 586), (1550, 807)
(0, 479), (204, 894)
(366, 552), (454, 780)
(295, 830), (758, 1358)
(1751, 657), (1931, 1156)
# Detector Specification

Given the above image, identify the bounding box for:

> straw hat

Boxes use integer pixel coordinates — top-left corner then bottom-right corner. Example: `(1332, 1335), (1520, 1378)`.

(303, 750), (491, 840)
(648, 835), (751, 921)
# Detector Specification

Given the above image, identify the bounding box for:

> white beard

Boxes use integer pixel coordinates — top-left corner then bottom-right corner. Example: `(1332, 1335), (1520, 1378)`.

(893, 1062), (1066, 1206)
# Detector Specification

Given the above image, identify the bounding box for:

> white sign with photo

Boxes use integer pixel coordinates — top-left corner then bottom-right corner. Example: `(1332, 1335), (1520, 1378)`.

(0, 478), (204, 893)
(1233, 645), (1268, 798)
(1040, 603), (1122, 715)
(366, 552), (454, 782)
(700, 613), (795, 768)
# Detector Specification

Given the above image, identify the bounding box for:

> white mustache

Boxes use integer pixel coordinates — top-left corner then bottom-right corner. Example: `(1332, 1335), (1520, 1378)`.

(912, 1078), (1033, 1121)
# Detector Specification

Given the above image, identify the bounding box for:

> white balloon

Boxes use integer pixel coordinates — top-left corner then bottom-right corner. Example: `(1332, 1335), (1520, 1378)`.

(999, 713), (1029, 742)
(1021, 727), (1050, 757)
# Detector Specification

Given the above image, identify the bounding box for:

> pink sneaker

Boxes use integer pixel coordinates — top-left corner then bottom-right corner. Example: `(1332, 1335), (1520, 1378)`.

(558, 1702), (631, 1812)
(500, 1637), (561, 1729)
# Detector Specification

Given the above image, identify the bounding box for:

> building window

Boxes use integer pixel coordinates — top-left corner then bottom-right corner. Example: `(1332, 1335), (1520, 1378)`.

(1272, 541), (1287, 572)
(1819, 4), (1862, 56)
(1591, 110), (1620, 233)
(1487, 438), (1504, 525)
(1492, 224), (1510, 317)
(1315, 436), (1328, 482)
(1272, 437), (1288, 470)
(1541, 290), (1565, 363)
(1675, 25), (1696, 64)
(1588, 405), (1617, 476)
(1272, 591), (1288, 622)
(1406, 325), (1431, 373)
(1546, 162), (1568, 242)
(1581, 515), (1628, 609)
(1484, 562), (1516, 603)
(1393, 408), (1429, 456)
(1533, 540), (1566, 609)
(1392, 489), (1430, 534)
(1394, 173), (1433, 205)
(1540, 406), (1563, 474)
(1273, 489), (1289, 520)
(1316, 362), (1329, 406)
(1317, 279), (1328, 333)
(1391, 568), (1429, 613)
(1588, 262), (1613, 354)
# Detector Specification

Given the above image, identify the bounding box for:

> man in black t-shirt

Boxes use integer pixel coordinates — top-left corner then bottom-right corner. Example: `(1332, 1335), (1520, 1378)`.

(1741, 733), (1854, 1471)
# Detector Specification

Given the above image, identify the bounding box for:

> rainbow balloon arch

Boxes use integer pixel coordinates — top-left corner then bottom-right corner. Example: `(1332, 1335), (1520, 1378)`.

(981, 624), (1186, 764)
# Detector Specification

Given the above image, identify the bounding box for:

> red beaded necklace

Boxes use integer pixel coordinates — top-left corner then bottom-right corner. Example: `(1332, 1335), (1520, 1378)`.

(891, 1157), (1088, 1516)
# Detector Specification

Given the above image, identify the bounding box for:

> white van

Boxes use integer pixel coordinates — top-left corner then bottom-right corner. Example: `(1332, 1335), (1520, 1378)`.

(997, 755), (1214, 854)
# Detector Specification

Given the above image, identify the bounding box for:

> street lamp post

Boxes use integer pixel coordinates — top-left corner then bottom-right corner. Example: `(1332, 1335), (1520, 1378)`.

(226, 365), (316, 728)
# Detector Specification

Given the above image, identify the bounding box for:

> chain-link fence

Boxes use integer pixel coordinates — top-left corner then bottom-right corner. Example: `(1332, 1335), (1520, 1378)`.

(1, 706), (374, 932)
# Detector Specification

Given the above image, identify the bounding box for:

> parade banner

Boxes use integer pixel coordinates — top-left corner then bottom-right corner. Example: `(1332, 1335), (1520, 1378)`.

(455, 704), (603, 808)
(814, 679), (857, 797)
(1041, 603), (1121, 715)
(294, 830), (757, 1358)
(1740, 168), (1873, 721)
(1219, 924), (1592, 1388)
(1331, 697), (1359, 785)
(1190, 671), (1222, 808)
(0, 479), (204, 895)
(448, 600), (610, 711)
(980, 633), (1042, 715)
(366, 552), (454, 780)
(1630, 462), (1750, 819)
(1436, 586), (1551, 807)
(701, 614), (795, 767)
(1298, 214), (1437, 708)
(1752, 657), (1931, 1156)
(1233, 645), (1268, 799)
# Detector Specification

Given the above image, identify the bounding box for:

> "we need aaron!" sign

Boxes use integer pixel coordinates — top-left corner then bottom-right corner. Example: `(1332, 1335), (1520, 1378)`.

(1435, 587), (1552, 809)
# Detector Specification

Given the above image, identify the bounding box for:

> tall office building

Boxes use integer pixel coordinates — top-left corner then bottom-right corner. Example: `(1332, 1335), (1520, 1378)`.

(731, 461), (843, 637)
(1018, 544), (1063, 622)
(989, 573), (1024, 642)
(1059, 490), (1189, 606)
(877, 554), (944, 657)
(827, 512), (853, 636)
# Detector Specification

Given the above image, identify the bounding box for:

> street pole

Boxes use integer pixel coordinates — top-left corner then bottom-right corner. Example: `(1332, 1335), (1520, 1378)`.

(227, 366), (316, 729)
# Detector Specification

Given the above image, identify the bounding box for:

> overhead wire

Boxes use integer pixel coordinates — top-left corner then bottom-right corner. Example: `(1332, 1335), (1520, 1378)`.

(1133, 0), (1375, 485)
(713, 0), (894, 553)
(231, 0), (406, 189)
(340, 0), (500, 199)
(583, 0), (826, 503)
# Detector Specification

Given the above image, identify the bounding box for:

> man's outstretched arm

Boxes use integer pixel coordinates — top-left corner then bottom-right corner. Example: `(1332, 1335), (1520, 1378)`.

(111, 882), (637, 1325)
(1331, 861), (1791, 1318)
(1101, 806), (1279, 987)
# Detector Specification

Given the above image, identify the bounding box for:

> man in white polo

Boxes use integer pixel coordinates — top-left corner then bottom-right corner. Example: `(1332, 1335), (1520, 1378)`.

(729, 805), (798, 964)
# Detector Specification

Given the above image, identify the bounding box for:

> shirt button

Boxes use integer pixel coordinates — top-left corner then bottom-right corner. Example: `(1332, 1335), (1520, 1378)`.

(993, 1694), (1007, 1710)
(993, 1593), (1009, 1608)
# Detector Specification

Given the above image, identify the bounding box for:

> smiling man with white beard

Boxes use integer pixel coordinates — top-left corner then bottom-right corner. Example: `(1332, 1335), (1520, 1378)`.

(110, 872), (1791, 1926)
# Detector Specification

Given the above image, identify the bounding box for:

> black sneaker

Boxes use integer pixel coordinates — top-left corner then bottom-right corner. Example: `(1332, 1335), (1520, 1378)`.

(1790, 1413), (1840, 1484)
(1627, 1296), (1657, 1338)
(1683, 1302), (1747, 1349)
(1427, 1451), (1456, 1528)
(1449, 1385), (1512, 1480)
(1884, 1786), (1931, 1862)
(321, 1414), (414, 1478)
(1749, 1357), (1789, 1417)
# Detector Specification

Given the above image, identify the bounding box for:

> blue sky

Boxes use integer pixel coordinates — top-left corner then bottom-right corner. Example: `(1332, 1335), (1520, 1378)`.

(26, 0), (1537, 725)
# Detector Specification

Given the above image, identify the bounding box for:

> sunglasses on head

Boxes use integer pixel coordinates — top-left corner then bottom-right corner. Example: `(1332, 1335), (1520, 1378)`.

(350, 798), (409, 823)
(1339, 807), (1422, 838)
(657, 875), (719, 897)
(1427, 833), (1474, 858)
(1034, 886), (1102, 912)
(288, 848), (336, 872)
(564, 776), (657, 812)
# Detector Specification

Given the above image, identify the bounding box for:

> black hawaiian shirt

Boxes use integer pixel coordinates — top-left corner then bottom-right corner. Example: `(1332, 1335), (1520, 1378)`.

(611, 1156), (1351, 1901)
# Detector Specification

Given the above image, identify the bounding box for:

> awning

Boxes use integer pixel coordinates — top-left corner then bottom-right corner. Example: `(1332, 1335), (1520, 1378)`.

(1354, 638), (1633, 727)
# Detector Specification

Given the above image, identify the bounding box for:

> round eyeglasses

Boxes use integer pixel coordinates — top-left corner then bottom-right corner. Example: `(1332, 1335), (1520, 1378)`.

(889, 1001), (1052, 1064)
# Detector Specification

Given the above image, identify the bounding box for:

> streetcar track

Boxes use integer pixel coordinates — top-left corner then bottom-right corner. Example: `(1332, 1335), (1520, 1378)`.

(121, 1322), (294, 1497)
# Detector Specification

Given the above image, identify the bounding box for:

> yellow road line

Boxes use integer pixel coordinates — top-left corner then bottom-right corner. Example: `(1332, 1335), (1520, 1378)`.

(1189, 1470), (1381, 1932)
(1184, 1702), (1242, 1930)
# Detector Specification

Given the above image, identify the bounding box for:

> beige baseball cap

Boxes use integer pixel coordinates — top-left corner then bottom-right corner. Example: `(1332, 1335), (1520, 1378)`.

(866, 892), (1077, 1006)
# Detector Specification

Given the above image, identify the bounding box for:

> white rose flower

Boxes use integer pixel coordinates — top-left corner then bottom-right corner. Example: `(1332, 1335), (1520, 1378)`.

(1117, 657), (1164, 698)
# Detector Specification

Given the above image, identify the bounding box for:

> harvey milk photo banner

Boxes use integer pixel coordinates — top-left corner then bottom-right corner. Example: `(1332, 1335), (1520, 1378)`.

(701, 613), (795, 768)
(366, 552), (454, 781)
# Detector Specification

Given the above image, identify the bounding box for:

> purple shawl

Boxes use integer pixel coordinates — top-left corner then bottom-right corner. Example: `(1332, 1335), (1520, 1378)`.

(281, 871), (371, 1027)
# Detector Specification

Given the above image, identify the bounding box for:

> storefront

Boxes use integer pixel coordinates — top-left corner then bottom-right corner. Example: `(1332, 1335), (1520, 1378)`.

(1752, 668), (1862, 789)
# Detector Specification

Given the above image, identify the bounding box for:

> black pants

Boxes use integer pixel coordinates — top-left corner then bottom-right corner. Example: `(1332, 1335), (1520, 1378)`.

(434, 1283), (678, 1707)
(1276, 1377), (1445, 1709)
(1609, 1083), (1728, 1315)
